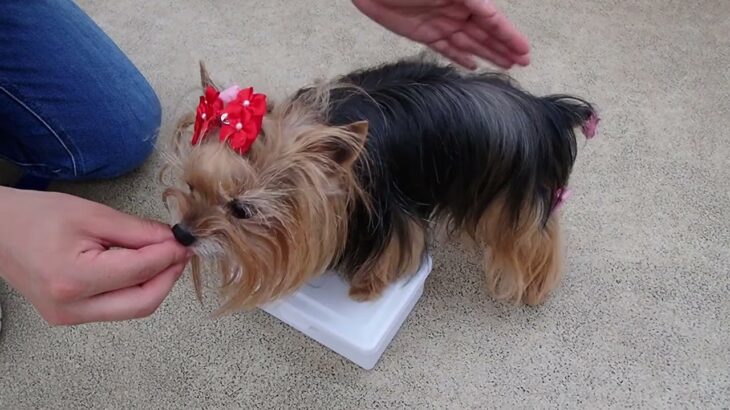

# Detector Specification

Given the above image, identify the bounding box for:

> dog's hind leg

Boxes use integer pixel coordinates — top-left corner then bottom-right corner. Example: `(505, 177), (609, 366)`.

(475, 199), (563, 305)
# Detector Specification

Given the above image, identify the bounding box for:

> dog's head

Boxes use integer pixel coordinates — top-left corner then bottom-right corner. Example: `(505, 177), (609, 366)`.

(162, 63), (368, 312)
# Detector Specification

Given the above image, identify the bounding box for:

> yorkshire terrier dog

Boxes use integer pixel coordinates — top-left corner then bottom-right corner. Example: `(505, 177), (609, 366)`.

(162, 54), (598, 313)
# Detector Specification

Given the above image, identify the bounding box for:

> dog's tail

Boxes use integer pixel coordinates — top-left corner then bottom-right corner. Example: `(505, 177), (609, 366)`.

(477, 95), (598, 307)
(542, 95), (600, 139)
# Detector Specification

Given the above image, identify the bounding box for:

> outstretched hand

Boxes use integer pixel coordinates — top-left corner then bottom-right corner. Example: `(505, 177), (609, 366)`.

(0, 187), (190, 326)
(353, 0), (530, 69)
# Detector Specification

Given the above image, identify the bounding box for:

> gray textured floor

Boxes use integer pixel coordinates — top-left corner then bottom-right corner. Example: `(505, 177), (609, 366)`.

(1, 1), (729, 408)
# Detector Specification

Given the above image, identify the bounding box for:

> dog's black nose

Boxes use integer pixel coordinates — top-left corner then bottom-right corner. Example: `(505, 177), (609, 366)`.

(172, 224), (196, 246)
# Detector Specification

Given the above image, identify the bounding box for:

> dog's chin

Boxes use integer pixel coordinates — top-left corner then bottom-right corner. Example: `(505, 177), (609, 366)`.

(190, 237), (224, 259)
(187, 234), (280, 312)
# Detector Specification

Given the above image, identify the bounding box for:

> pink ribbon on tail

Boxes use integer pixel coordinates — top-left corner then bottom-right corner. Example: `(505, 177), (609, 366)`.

(551, 112), (598, 214)
(582, 112), (600, 139)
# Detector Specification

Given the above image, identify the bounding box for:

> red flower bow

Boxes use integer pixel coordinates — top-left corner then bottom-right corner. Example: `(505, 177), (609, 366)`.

(192, 86), (223, 145)
(191, 85), (267, 154)
(232, 87), (267, 117)
(219, 104), (260, 154)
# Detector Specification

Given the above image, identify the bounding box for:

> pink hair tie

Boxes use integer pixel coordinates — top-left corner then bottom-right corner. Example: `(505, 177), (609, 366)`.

(553, 187), (572, 213)
(582, 112), (600, 139)
(219, 85), (241, 104)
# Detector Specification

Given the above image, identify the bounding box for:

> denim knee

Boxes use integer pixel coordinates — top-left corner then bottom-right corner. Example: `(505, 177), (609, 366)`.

(0, 0), (163, 181)
(0, 80), (161, 181)
(78, 90), (162, 180)
(106, 98), (161, 178)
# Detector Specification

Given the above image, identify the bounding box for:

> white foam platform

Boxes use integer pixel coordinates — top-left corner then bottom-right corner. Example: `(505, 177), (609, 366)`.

(261, 256), (433, 369)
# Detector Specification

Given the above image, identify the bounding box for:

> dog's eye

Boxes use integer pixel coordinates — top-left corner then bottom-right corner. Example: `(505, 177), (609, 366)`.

(187, 183), (194, 193)
(228, 200), (254, 219)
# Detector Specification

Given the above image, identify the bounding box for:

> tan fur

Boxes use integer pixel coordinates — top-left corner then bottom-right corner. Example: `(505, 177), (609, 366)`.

(162, 62), (565, 313)
(162, 73), (370, 313)
(348, 217), (426, 301)
(474, 198), (562, 305)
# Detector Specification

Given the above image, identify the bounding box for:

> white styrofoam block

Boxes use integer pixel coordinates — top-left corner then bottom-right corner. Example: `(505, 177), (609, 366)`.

(261, 256), (433, 369)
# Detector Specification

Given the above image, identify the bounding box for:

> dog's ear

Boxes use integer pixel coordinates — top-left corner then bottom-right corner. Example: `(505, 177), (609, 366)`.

(345, 120), (369, 140)
(199, 60), (217, 90)
(309, 121), (369, 168)
(335, 120), (368, 167)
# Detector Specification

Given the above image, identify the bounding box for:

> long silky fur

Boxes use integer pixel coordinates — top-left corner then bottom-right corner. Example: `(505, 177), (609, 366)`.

(324, 56), (596, 303)
(163, 71), (371, 313)
(163, 55), (597, 311)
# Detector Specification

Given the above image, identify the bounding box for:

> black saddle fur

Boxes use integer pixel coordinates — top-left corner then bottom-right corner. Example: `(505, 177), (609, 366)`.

(314, 59), (594, 279)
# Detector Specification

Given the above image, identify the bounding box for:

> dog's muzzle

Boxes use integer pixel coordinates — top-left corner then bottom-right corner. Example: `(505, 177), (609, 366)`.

(172, 223), (197, 246)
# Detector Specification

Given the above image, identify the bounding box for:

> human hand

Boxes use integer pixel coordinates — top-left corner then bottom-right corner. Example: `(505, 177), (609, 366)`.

(0, 187), (190, 326)
(352, 0), (530, 69)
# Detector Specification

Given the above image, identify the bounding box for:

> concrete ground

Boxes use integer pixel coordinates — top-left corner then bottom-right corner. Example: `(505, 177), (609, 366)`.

(1, 0), (729, 408)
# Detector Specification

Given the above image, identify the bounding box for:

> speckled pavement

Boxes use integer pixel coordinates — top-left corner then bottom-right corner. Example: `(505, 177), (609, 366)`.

(1, 1), (728, 408)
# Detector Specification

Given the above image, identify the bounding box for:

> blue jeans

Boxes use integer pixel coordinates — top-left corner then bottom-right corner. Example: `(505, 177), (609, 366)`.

(0, 0), (161, 181)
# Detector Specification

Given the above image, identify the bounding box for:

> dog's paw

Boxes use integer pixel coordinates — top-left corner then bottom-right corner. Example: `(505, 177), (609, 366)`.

(348, 284), (383, 302)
